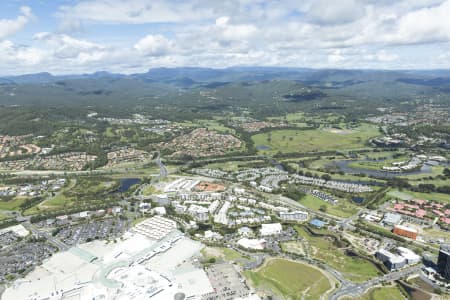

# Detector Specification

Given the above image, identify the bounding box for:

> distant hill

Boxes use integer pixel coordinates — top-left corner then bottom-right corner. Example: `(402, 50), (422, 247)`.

(2, 67), (450, 86)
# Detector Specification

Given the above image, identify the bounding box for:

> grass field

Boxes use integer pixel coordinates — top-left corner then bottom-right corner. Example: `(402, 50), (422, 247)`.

(281, 241), (306, 256)
(0, 211), (12, 220)
(205, 160), (266, 172)
(284, 161), (386, 184)
(201, 247), (252, 266)
(0, 197), (28, 211)
(347, 155), (410, 171)
(252, 124), (380, 154)
(245, 258), (333, 300)
(347, 286), (405, 300)
(35, 177), (118, 212)
(196, 119), (236, 134)
(295, 226), (381, 282)
(298, 194), (360, 218)
(141, 185), (158, 196)
(387, 189), (450, 204)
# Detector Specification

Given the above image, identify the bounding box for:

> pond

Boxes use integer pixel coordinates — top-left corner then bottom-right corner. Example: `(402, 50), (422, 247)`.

(115, 178), (141, 193)
(256, 145), (271, 150)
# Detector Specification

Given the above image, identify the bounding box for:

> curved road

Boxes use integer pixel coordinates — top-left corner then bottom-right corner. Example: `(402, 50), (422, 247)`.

(329, 265), (421, 300)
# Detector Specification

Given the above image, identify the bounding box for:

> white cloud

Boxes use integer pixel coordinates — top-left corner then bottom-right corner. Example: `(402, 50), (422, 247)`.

(57, 0), (214, 24)
(306, 0), (366, 25)
(134, 35), (174, 56)
(0, 40), (45, 68)
(214, 16), (258, 41)
(33, 32), (106, 59)
(388, 0), (450, 44)
(0, 6), (33, 39)
(3, 0), (450, 74)
(327, 50), (346, 63)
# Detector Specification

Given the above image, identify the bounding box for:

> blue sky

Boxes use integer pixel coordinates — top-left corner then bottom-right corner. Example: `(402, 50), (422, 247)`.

(1, 0), (450, 75)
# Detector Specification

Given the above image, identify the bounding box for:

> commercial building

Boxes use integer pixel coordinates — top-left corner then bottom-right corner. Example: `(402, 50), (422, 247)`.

(260, 223), (282, 236)
(238, 226), (254, 237)
(397, 247), (421, 264)
(375, 247), (420, 271)
(0, 224), (29, 237)
(383, 212), (402, 226)
(279, 211), (308, 222)
(3, 219), (213, 300)
(131, 216), (177, 240)
(152, 207), (167, 215)
(375, 249), (406, 270)
(237, 238), (266, 250)
(393, 225), (418, 240)
(187, 205), (209, 222)
(155, 194), (170, 206)
(438, 244), (450, 280)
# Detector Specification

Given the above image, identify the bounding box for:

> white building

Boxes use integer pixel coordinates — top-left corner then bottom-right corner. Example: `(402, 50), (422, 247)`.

(131, 216), (177, 240)
(153, 207), (167, 216)
(260, 223), (282, 236)
(279, 211), (309, 222)
(375, 249), (406, 270)
(174, 204), (187, 213)
(237, 238), (266, 250)
(397, 247), (421, 264)
(155, 194), (170, 206)
(139, 202), (151, 213)
(0, 224), (29, 237)
(234, 187), (246, 194)
(79, 211), (91, 218)
(204, 230), (223, 240)
(112, 206), (122, 215)
(188, 205), (209, 222)
(238, 226), (254, 237)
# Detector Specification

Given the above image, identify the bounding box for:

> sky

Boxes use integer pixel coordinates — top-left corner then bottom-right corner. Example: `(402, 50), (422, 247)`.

(1, 0), (450, 75)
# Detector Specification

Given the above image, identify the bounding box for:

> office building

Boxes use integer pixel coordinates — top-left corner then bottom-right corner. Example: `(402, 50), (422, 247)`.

(438, 244), (450, 280)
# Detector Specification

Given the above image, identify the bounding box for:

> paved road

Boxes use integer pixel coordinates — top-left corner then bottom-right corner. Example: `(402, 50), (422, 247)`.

(22, 222), (69, 251)
(330, 265), (422, 300)
(153, 151), (168, 180)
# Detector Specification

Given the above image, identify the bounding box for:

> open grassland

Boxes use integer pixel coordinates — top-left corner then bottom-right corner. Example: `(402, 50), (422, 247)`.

(343, 286), (405, 300)
(252, 124), (380, 154)
(205, 160), (266, 172)
(295, 226), (381, 282)
(347, 155), (411, 171)
(283, 161), (386, 183)
(298, 194), (360, 218)
(141, 185), (160, 196)
(196, 119), (236, 134)
(281, 241), (306, 256)
(201, 247), (253, 266)
(244, 258), (333, 300)
(387, 189), (450, 204)
(0, 197), (27, 211)
(400, 165), (445, 179)
(0, 212), (10, 220)
(422, 227), (450, 241)
(32, 177), (118, 213)
(268, 112), (343, 126)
